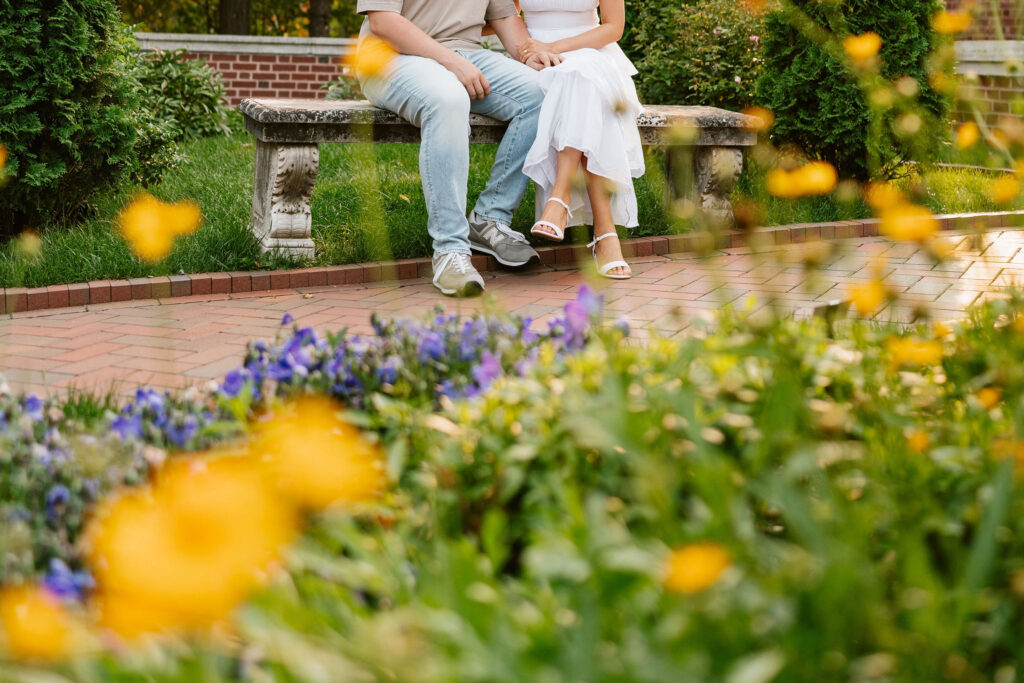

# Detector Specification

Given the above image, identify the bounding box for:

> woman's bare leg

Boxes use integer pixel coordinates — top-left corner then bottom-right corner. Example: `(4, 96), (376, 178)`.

(584, 157), (630, 277)
(534, 147), (583, 239)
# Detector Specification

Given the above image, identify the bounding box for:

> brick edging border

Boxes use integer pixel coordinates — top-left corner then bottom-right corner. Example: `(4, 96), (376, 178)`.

(4, 210), (1023, 315)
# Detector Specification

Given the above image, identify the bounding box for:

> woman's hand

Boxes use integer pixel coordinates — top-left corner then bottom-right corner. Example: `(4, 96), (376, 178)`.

(518, 38), (558, 63)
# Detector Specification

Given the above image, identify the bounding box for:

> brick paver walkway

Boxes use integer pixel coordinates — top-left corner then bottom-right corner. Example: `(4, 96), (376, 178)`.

(2, 228), (1022, 397)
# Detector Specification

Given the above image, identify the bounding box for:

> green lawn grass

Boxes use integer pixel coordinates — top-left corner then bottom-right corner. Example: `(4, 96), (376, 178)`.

(1, 133), (1020, 288)
(0, 135), (670, 288)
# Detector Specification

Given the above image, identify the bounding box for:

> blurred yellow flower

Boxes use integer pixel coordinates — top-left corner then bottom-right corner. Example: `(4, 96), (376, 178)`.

(976, 387), (1002, 409)
(955, 121), (980, 149)
(848, 278), (887, 316)
(907, 430), (930, 453)
(990, 175), (1021, 204)
(117, 192), (202, 263)
(250, 397), (385, 510)
(0, 586), (78, 661)
(346, 35), (398, 80)
(84, 455), (297, 638)
(0, 145), (6, 173)
(932, 10), (972, 34)
(843, 32), (882, 66)
(663, 543), (732, 594)
(865, 182), (904, 210)
(887, 337), (944, 367)
(880, 203), (939, 242)
(767, 162), (838, 198)
(741, 106), (775, 133)
(12, 231), (42, 260)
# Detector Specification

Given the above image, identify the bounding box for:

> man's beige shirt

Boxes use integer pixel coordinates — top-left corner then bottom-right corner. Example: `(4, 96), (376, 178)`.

(356, 0), (518, 51)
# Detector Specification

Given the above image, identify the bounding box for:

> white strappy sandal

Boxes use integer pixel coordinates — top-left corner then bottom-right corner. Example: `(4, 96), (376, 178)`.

(588, 232), (632, 280)
(530, 197), (573, 242)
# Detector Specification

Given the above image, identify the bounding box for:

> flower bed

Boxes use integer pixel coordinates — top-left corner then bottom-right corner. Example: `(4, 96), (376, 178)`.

(2, 287), (1024, 680)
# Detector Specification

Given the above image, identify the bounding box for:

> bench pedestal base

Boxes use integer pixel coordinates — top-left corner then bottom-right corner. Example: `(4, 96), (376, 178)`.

(695, 146), (744, 228)
(249, 141), (319, 259)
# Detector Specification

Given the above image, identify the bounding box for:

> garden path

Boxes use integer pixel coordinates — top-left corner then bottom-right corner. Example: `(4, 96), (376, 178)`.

(2, 228), (1023, 397)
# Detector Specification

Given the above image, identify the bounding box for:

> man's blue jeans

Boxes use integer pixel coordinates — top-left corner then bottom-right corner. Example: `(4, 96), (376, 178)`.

(361, 50), (544, 256)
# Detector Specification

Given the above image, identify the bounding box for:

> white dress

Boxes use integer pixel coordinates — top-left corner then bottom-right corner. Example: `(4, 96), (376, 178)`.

(520, 0), (645, 229)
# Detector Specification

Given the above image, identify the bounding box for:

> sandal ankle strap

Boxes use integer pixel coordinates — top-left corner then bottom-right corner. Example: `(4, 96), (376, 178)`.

(545, 196), (573, 220)
(587, 232), (620, 249)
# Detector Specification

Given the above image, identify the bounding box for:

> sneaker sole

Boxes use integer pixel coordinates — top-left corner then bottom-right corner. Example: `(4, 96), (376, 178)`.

(433, 280), (485, 298)
(469, 243), (538, 268)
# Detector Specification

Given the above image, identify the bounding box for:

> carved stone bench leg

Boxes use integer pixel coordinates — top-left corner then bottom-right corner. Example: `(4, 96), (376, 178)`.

(694, 146), (743, 229)
(249, 140), (319, 258)
(663, 146), (744, 230)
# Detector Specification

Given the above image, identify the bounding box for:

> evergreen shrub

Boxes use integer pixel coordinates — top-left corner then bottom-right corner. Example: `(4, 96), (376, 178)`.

(756, 0), (951, 179)
(0, 0), (177, 235)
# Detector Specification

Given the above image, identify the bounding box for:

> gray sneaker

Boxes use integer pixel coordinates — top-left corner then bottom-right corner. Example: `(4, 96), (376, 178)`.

(468, 211), (539, 267)
(432, 253), (485, 297)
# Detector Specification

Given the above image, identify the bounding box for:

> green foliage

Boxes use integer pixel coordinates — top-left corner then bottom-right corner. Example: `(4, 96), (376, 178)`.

(8, 293), (1024, 679)
(625, 0), (766, 109)
(0, 1), (178, 235)
(755, 0), (951, 179)
(119, 0), (362, 36)
(135, 50), (231, 141)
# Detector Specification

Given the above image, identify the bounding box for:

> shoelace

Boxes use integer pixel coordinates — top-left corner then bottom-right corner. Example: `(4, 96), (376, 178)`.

(450, 253), (472, 274)
(492, 221), (529, 245)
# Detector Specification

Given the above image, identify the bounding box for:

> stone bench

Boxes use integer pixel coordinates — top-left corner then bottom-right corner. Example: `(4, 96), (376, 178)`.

(239, 98), (757, 257)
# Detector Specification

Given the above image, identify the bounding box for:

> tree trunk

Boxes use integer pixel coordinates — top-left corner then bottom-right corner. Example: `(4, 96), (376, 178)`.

(309, 0), (332, 37)
(218, 0), (250, 35)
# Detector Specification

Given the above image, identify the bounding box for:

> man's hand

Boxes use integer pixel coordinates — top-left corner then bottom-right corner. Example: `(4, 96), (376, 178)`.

(441, 52), (491, 100)
(525, 50), (563, 70)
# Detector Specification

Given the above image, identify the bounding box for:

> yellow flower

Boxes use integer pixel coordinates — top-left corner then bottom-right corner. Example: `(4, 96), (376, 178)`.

(990, 175), (1021, 204)
(865, 182), (904, 210)
(0, 145), (6, 174)
(976, 387), (1002, 409)
(0, 586), (78, 661)
(848, 278), (887, 315)
(663, 543), (732, 594)
(741, 106), (775, 133)
(796, 161), (839, 195)
(955, 121), (980, 150)
(117, 192), (202, 263)
(887, 337), (944, 367)
(879, 203), (939, 242)
(843, 32), (882, 66)
(767, 162), (838, 198)
(907, 430), (930, 453)
(932, 10), (972, 34)
(250, 397), (385, 510)
(84, 454), (297, 638)
(766, 168), (798, 198)
(346, 35), (398, 80)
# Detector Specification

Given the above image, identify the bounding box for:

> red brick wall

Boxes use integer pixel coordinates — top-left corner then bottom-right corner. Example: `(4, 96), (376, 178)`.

(945, 0), (1021, 40)
(956, 75), (1022, 122)
(183, 52), (344, 104)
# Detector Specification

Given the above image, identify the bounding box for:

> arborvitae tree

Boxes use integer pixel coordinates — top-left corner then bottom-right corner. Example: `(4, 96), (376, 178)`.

(756, 0), (951, 180)
(0, 0), (176, 236)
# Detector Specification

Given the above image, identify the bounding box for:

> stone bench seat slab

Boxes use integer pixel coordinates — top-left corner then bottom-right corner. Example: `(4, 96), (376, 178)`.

(240, 98), (758, 147)
(239, 98), (758, 258)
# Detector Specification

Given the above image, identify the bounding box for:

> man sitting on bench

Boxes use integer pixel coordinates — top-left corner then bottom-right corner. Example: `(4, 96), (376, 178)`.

(356, 0), (561, 297)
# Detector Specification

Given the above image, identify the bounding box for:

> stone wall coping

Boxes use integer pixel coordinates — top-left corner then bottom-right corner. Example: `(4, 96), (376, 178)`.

(135, 32), (356, 57)
(956, 40), (1024, 76)
(5, 211), (1023, 316)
